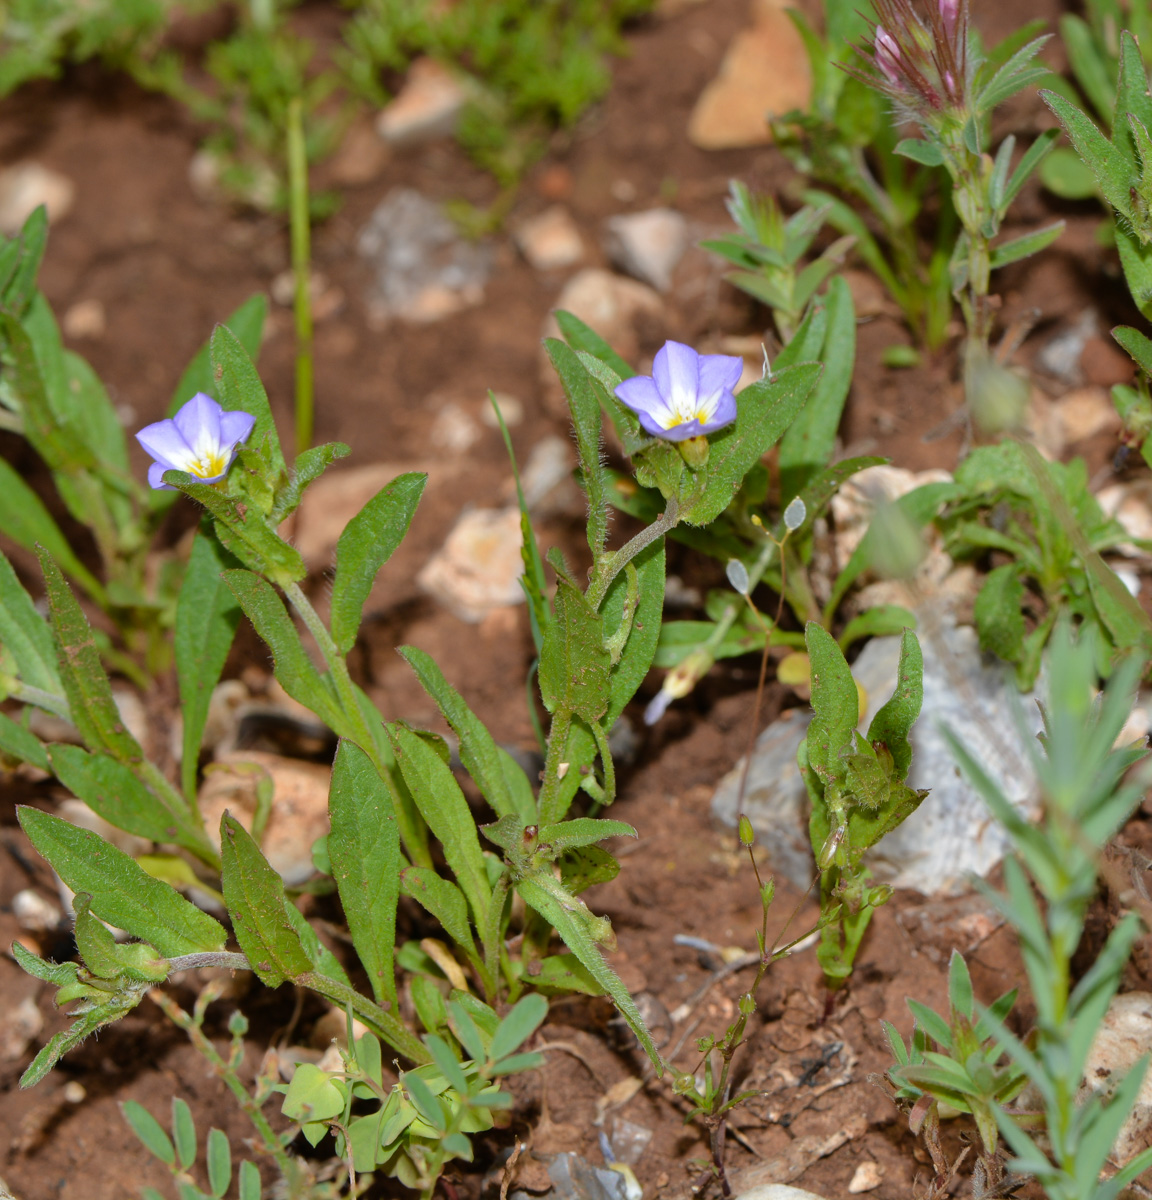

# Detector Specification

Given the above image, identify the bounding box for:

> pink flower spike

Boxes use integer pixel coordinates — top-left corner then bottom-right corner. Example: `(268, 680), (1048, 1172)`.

(875, 28), (902, 87)
(938, 0), (959, 39)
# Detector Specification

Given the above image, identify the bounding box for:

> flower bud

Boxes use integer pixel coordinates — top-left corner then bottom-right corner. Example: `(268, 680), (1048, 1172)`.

(874, 28), (902, 87)
(760, 878), (776, 909)
(738, 815), (755, 846)
(738, 992), (756, 1016)
(867, 884), (895, 908)
(678, 435), (710, 470)
(817, 824), (847, 871)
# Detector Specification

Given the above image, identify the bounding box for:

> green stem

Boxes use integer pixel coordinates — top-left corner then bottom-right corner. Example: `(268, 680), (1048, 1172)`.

(287, 97), (314, 457)
(481, 873), (509, 1003)
(299, 971), (430, 1065)
(151, 988), (302, 1190)
(536, 709), (572, 826)
(283, 581), (432, 867)
(586, 498), (679, 612)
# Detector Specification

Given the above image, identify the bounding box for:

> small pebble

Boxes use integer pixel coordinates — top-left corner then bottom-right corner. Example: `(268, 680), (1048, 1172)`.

(848, 1161), (883, 1193)
(62, 299), (106, 340)
(62, 1082), (86, 1104)
(13, 889), (62, 932)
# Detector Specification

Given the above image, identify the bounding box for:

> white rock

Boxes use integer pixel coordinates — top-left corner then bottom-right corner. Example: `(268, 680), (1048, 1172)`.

(1077, 992), (1152, 1164)
(847, 1161), (883, 1193)
(0, 996), (42, 1062)
(604, 208), (688, 292)
(515, 205), (584, 271)
(1053, 386), (1119, 444)
(479, 392), (524, 428)
(417, 507), (526, 622)
(517, 435), (577, 513)
(1035, 309), (1096, 385)
(0, 162), (74, 235)
(735, 1187), (830, 1200)
(12, 889), (61, 933)
(431, 402), (481, 454)
(62, 299), (106, 340)
(714, 613), (1046, 895)
(358, 188), (492, 323)
(541, 269), (665, 413)
(197, 750), (331, 886)
(1097, 480), (1152, 549)
(376, 58), (468, 145)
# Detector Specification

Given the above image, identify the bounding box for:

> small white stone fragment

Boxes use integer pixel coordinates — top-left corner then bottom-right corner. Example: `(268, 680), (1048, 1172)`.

(0, 996), (43, 1061)
(847, 1161), (882, 1193)
(376, 58), (468, 145)
(62, 1082), (86, 1104)
(62, 299), (106, 340)
(0, 162), (74, 235)
(515, 205), (584, 271)
(12, 889), (61, 932)
(604, 208), (688, 292)
(417, 507), (526, 622)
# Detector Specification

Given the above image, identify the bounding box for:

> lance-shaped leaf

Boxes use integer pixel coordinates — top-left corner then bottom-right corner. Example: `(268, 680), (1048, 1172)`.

(399, 645), (534, 823)
(37, 549), (141, 763)
(48, 744), (202, 851)
(516, 873), (661, 1071)
(21, 1007), (113, 1089)
(331, 472), (426, 654)
(603, 538), (664, 727)
(170, 295), (267, 414)
(220, 812), (312, 987)
(804, 621), (859, 788)
(778, 276), (855, 502)
(0, 549), (62, 697)
(270, 440), (351, 524)
(210, 323), (285, 478)
(555, 309), (634, 381)
(329, 740), (401, 1006)
(176, 526), (243, 801)
(167, 476), (306, 585)
(538, 564), (609, 722)
(544, 339), (609, 559)
(866, 628), (923, 781)
(1041, 89), (1135, 221)
(681, 363), (821, 527)
(400, 867), (477, 959)
(221, 569), (346, 734)
(0, 712), (48, 771)
(18, 807), (226, 956)
(535, 818), (636, 854)
(387, 722), (491, 926)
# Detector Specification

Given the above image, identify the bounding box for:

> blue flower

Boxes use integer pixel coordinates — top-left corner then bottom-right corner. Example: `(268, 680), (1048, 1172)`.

(136, 393), (255, 490)
(614, 341), (742, 442)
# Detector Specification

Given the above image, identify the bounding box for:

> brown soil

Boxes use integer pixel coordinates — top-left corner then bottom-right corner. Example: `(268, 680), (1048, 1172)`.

(2, 1), (1151, 1198)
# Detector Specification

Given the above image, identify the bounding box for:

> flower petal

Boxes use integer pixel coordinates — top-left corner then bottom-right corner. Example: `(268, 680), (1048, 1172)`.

(615, 375), (670, 423)
(695, 388), (737, 434)
(697, 353), (744, 400)
(135, 418), (192, 469)
(147, 461), (174, 490)
(173, 392), (224, 460)
(654, 341), (702, 423)
(219, 409), (256, 448)
(650, 416), (704, 442)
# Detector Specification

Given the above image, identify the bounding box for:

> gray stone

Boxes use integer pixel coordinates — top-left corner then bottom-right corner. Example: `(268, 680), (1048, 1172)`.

(604, 208), (688, 292)
(358, 188), (492, 323)
(712, 708), (813, 889)
(713, 614), (1044, 896)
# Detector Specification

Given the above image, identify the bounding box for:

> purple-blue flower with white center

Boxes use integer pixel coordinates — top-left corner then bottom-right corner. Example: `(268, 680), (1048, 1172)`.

(614, 341), (742, 442)
(136, 392), (256, 490)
